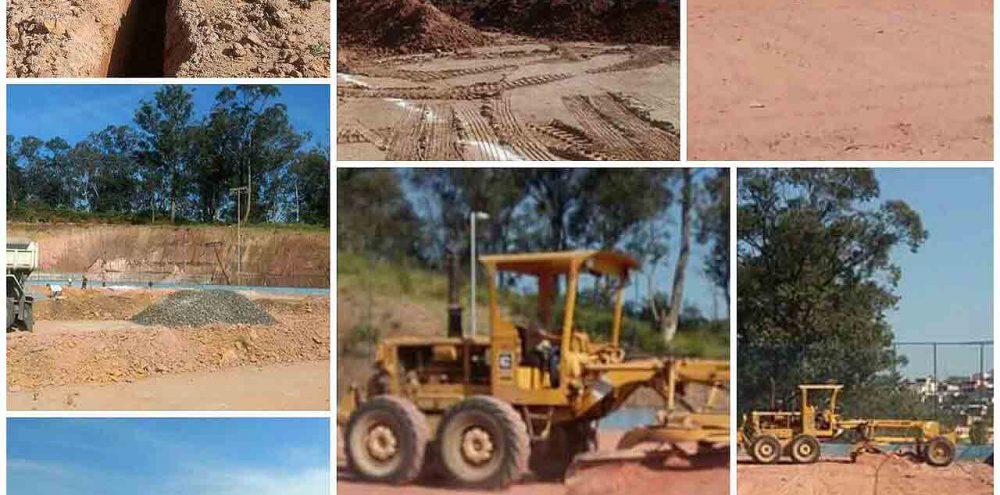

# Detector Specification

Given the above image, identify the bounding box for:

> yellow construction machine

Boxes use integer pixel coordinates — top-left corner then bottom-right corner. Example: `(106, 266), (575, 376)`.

(740, 384), (956, 466)
(338, 250), (729, 488)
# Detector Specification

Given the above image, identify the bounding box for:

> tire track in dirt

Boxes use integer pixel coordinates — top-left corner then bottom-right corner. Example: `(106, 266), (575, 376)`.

(561, 93), (679, 160)
(385, 103), (462, 160)
(338, 73), (573, 100)
(361, 63), (518, 82)
(454, 104), (524, 160)
(586, 48), (677, 74)
(591, 93), (679, 159)
(482, 97), (557, 160)
(563, 95), (646, 160)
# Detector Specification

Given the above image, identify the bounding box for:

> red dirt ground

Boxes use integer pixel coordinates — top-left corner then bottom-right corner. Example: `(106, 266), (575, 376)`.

(688, 0), (992, 160)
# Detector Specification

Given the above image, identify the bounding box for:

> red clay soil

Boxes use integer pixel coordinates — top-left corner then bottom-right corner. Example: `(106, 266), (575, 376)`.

(433, 0), (680, 46)
(338, 0), (490, 53)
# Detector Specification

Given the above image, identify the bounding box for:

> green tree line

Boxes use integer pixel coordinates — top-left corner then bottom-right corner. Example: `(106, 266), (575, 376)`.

(338, 168), (729, 349)
(7, 85), (330, 226)
(737, 169), (937, 417)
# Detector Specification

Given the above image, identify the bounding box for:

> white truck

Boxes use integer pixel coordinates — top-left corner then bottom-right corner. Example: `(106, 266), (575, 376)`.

(7, 240), (37, 332)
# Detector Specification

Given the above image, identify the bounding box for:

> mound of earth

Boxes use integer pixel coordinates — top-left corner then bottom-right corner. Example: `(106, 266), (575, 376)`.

(131, 290), (275, 327)
(166, 0), (330, 77)
(34, 288), (169, 321)
(432, 0), (680, 46)
(338, 0), (490, 53)
(8, 296), (329, 390)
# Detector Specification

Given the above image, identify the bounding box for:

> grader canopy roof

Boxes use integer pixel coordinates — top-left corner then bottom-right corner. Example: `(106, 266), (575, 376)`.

(478, 250), (639, 276)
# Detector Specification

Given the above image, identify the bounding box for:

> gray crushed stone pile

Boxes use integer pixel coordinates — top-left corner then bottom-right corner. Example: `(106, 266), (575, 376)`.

(131, 290), (275, 327)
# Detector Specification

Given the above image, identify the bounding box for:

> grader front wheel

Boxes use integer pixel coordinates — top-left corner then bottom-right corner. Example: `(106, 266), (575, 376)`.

(345, 395), (430, 484)
(924, 436), (956, 467)
(789, 434), (821, 464)
(749, 435), (782, 464)
(437, 396), (530, 489)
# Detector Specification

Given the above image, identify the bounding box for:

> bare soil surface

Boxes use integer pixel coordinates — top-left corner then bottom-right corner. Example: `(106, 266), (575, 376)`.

(8, 291), (330, 410)
(7, 0), (330, 77)
(337, 0), (679, 161)
(738, 455), (993, 495)
(9, 361), (329, 410)
(337, 430), (727, 495)
(688, 0), (993, 160)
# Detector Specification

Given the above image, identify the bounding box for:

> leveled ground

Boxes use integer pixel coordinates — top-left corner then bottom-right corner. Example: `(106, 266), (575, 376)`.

(7, 0), (329, 77)
(688, 0), (992, 160)
(8, 289), (330, 410)
(338, 41), (679, 161)
(337, 0), (679, 161)
(738, 456), (993, 495)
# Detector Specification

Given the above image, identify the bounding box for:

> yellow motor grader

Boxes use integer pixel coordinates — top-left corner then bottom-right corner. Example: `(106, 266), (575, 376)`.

(338, 250), (729, 488)
(740, 384), (956, 466)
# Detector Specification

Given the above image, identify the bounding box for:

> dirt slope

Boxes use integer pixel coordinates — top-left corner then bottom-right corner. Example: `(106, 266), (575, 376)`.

(9, 223), (330, 287)
(688, 0), (992, 160)
(6, 0), (124, 76)
(338, 0), (490, 53)
(433, 0), (680, 46)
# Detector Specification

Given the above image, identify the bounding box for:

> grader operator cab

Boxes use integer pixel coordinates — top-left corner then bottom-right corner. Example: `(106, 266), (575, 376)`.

(339, 250), (729, 488)
(741, 384), (957, 466)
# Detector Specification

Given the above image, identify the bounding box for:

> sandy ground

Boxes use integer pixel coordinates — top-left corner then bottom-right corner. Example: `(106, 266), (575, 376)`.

(9, 290), (330, 410)
(738, 456), (993, 495)
(688, 0), (992, 160)
(336, 429), (728, 495)
(9, 361), (328, 410)
(338, 40), (680, 161)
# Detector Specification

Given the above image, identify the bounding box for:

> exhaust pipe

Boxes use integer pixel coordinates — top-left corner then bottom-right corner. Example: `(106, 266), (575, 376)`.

(446, 246), (462, 338)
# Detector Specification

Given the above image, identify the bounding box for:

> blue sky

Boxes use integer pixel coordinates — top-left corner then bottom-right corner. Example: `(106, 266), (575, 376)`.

(7, 418), (330, 495)
(875, 168), (993, 378)
(7, 84), (330, 148)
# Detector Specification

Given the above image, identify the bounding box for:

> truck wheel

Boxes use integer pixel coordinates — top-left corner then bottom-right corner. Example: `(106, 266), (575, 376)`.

(750, 435), (782, 464)
(437, 396), (529, 488)
(788, 434), (821, 464)
(924, 436), (955, 467)
(345, 395), (429, 484)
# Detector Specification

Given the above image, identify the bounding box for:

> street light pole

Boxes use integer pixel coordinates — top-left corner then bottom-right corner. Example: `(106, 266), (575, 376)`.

(470, 211), (490, 339)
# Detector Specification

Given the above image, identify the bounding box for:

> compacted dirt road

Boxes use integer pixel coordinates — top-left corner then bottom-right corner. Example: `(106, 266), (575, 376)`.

(688, 0), (992, 160)
(738, 456), (993, 495)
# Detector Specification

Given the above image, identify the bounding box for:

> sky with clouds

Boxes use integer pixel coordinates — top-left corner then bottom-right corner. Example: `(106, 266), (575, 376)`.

(6, 84), (330, 149)
(7, 418), (330, 495)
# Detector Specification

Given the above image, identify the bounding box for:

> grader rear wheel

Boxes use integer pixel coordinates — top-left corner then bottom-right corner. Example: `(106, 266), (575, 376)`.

(788, 434), (821, 464)
(749, 435), (782, 464)
(924, 436), (956, 467)
(437, 396), (530, 489)
(345, 395), (430, 484)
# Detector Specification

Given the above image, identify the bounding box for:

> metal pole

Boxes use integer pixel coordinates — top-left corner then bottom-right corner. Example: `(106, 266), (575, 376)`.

(470, 213), (476, 340)
(933, 343), (938, 411)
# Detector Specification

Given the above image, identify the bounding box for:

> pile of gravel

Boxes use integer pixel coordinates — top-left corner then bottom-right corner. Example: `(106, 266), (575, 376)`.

(131, 290), (275, 327)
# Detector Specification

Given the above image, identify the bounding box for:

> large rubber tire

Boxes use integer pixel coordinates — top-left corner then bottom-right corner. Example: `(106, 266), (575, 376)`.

(345, 395), (430, 484)
(749, 435), (782, 464)
(530, 422), (595, 480)
(788, 434), (821, 464)
(437, 396), (530, 489)
(924, 436), (955, 467)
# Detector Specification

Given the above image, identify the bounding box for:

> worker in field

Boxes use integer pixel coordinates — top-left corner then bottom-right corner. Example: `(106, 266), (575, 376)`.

(46, 283), (62, 298)
(81, 275), (88, 290)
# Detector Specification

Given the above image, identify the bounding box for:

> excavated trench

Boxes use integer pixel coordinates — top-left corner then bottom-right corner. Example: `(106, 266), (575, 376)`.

(105, 0), (167, 76)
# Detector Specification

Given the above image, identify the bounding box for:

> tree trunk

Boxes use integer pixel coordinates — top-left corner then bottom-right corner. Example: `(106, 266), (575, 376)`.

(662, 169), (693, 344)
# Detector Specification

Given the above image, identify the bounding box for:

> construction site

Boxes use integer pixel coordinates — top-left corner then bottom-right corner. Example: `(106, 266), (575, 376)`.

(6, 224), (330, 410)
(336, 0), (680, 161)
(736, 169), (994, 495)
(337, 169), (729, 494)
(6, 0), (330, 77)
